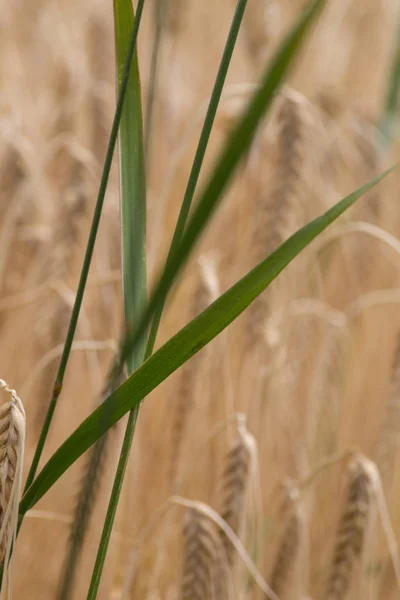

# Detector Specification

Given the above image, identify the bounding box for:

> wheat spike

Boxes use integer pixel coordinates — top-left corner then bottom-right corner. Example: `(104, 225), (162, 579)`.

(326, 456), (373, 600)
(269, 485), (303, 599)
(249, 92), (309, 342)
(255, 91), (307, 260)
(219, 424), (253, 565)
(180, 507), (229, 600)
(0, 379), (26, 600)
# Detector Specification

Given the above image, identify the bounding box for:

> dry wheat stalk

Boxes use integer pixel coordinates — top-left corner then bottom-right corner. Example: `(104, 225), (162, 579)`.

(326, 455), (374, 600)
(0, 379), (26, 600)
(375, 334), (400, 486)
(269, 484), (303, 599)
(219, 422), (253, 565)
(180, 507), (229, 600)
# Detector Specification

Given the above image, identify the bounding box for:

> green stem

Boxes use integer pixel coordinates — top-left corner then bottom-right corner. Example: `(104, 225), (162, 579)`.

(86, 410), (137, 600)
(24, 0), (147, 492)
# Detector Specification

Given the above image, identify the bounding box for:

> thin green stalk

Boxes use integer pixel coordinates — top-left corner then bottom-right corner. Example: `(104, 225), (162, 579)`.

(86, 410), (137, 600)
(24, 0), (147, 492)
(144, 0), (249, 359)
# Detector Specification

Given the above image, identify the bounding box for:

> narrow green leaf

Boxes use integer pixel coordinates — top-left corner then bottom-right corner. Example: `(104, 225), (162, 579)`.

(116, 0), (147, 373)
(20, 167), (394, 514)
(84, 0), (148, 596)
(114, 0), (327, 374)
(86, 411), (136, 600)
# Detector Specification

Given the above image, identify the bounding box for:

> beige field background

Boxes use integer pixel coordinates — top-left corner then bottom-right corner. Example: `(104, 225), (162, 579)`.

(1, 0), (400, 598)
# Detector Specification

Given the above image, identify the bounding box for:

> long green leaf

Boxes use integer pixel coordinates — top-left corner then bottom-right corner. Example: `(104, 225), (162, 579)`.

(116, 0), (147, 373)
(20, 167), (394, 514)
(84, 0), (148, 596)
(113, 0), (327, 375)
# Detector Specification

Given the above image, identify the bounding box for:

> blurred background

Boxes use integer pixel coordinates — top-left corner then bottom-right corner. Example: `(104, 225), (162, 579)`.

(1, 0), (400, 598)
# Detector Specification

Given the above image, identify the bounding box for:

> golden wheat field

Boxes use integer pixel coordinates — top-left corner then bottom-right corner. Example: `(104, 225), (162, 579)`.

(1, 0), (400, 598)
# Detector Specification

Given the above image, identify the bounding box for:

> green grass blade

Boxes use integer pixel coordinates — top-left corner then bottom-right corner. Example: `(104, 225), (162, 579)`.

(116, 0), (147, 373)
(144, 0), (250, 358)
(19, 166), (394, 514)
(84, 0), (147, 596)
(24, 0), (147, 492)
(113, 0), (326, 373)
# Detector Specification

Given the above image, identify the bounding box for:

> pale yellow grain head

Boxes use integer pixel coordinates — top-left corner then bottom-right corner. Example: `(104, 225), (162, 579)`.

(0, 379), (26, 600)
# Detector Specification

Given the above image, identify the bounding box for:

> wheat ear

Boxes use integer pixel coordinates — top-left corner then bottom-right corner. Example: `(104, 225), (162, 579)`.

(0, 379), (26, 600)
(249, 91), (309, 345)
(219, 421), (254, 565)
(180, 507), (229, 600)
(269, 484), (303, 599)
(326, 455), (374, 600)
